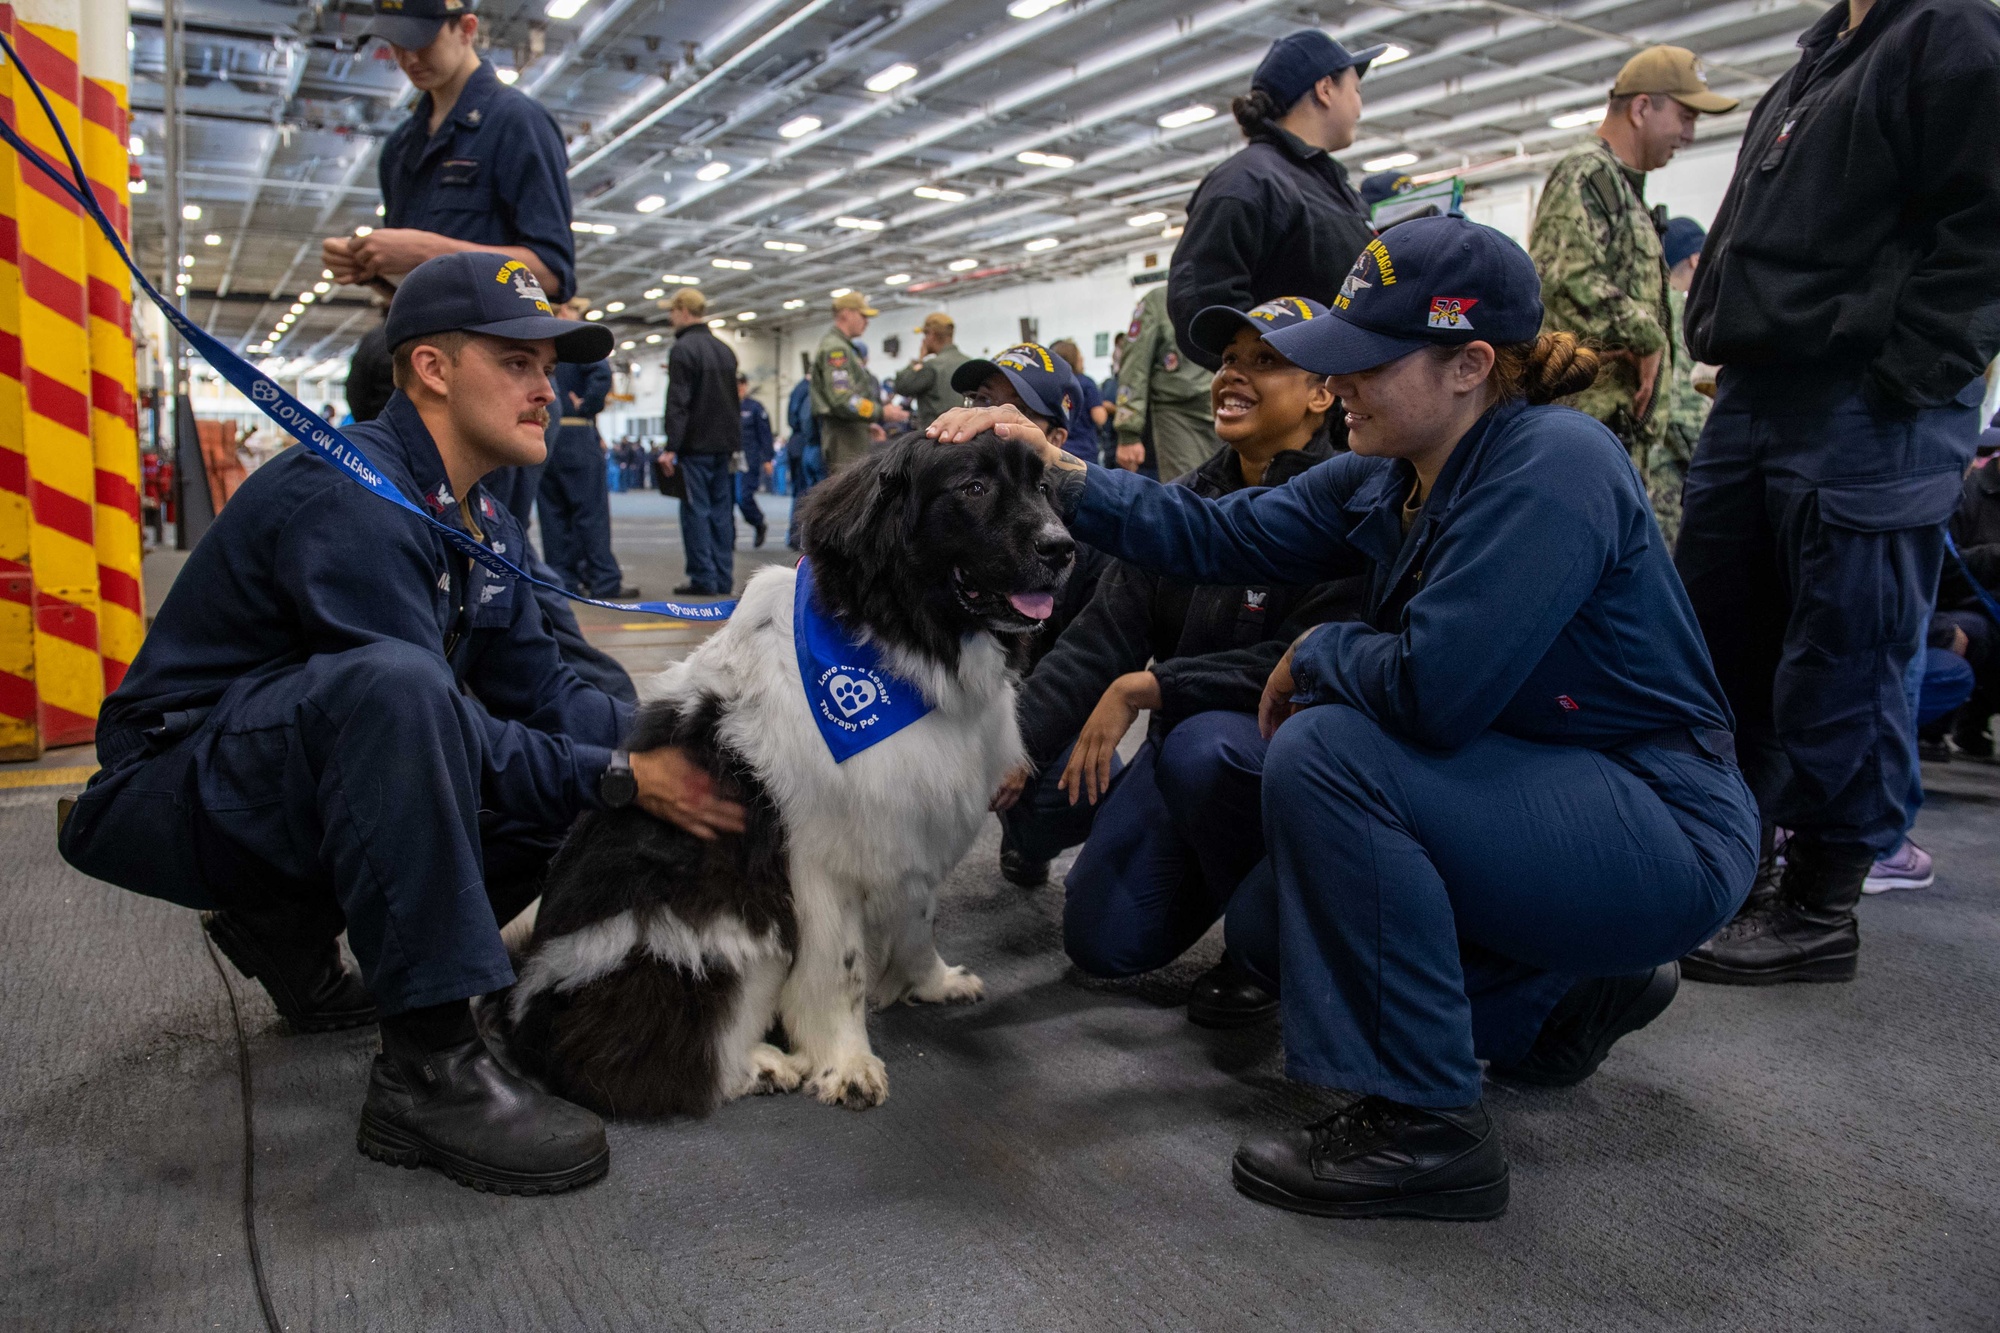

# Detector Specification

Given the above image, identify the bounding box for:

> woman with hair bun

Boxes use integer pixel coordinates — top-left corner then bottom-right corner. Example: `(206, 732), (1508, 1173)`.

(1166, 30), (1384, 373)
(930, 217), (1757, 1222)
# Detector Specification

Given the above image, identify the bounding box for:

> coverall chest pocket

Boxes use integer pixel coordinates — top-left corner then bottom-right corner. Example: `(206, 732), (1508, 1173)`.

(431, 159), (495, 218)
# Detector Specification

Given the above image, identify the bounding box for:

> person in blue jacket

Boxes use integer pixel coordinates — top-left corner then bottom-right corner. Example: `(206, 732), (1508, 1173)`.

(58, 254), (747, 1196)
(538, 302), (633, 599)
(736, 373), (774, 547)
(931, 216), (1758, 1221)
(784, 365), (822, 549)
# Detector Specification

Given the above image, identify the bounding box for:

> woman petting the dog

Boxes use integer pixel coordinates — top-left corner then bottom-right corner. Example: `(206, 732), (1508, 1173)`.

(994, 297), (1360, 1030)
(930, 216), (1757, 1222)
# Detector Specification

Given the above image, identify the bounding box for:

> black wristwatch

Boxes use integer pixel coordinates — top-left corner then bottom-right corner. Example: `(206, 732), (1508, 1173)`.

(600, 749), (637, 809)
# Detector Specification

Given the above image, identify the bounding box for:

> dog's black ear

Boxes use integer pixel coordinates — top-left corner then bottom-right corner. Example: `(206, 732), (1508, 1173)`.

(798, 434), (916, 567)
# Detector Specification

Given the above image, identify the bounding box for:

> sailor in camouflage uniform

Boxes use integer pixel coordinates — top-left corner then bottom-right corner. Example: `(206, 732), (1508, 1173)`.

(1114, 283), (1217, 481)
(1651, 216), (1712, 549)
(1528, 46), (1735, 534)
(811, 291), (907, 473)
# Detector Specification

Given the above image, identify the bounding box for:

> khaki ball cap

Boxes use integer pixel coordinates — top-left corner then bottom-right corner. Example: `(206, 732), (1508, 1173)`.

(1611, 45), (1739, 113)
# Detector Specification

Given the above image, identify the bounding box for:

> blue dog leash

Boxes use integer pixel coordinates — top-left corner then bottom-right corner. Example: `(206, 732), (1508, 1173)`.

(1946, 533), (2000, 626)
(0, 34), (733, 623)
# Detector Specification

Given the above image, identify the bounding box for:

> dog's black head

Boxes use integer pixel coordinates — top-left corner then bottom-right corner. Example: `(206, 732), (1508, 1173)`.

(797, 430), (1076, 668)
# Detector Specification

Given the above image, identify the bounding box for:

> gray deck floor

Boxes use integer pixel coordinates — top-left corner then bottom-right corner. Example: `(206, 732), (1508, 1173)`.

(6, 491), (1998, 1330)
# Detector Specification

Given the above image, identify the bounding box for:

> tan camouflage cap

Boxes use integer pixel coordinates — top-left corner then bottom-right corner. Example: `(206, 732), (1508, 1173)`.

(1611, 46), (1739, 113)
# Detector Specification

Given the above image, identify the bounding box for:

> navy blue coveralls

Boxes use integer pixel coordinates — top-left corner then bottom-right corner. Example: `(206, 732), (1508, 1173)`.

(1062, 400), (1759, 1107)
(378, 58), (577, 546)
(57, 394), (631, 1016)
(538, 358), (623, 597)
(737, 394), (773, 531)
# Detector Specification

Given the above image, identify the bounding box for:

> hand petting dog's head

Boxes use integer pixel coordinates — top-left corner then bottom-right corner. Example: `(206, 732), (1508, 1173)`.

(799, 430), (1076, 667)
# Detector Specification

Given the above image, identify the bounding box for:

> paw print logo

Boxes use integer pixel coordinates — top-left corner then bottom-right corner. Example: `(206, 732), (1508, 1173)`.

(251, 380), (279, 404)
(827, 672), (880, 719)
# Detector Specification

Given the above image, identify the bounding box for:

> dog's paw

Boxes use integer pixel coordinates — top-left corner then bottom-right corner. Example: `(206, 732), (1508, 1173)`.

(806, 1052), (889, 1110)
(908, 963), (985, 1005)
(748, 1043), (807, 1096)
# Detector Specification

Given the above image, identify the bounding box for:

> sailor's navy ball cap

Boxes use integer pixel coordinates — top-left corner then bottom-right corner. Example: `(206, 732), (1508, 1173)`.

(386, 252), (614, 363)
(1188, 296), (1331, 358)
(951, 342), (1079, 423)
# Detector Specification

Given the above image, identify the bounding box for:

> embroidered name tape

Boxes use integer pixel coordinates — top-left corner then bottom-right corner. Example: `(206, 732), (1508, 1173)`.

(792, 559), (933, 762)
(0, 33), (730, 625)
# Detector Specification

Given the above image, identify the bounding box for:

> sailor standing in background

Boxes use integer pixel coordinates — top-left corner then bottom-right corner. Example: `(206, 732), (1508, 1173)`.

(891, 313), (970, 437)
(736, 372), (773, 549)
(539, 300), (633, 599)
(812, 292), (908, 472)
(321, 0), (631, 700)
(1115, 284), (1216, 481)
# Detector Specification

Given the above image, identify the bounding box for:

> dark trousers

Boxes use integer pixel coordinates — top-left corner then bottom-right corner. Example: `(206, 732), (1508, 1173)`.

(1223, 705), (1757, 1108)
(786, 445), (824, 547)
(1002, 710), (1268, 978)
(537, 427), (623, 597)
(677, 453), (735, 593)
(736, 470), (765, 530)
(59, 642), (567, 1015)
(1674, 368), (1981, 852)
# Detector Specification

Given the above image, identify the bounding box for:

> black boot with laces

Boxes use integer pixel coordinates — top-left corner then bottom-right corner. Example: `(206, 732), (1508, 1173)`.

(1231, 1095), (1509, 1220)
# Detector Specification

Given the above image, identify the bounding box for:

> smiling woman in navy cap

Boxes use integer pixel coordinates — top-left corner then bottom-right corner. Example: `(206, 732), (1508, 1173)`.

(932, 216), (1758, 1221)
(61, 254), (747, 1197)
(1167, 30), (1386, 376)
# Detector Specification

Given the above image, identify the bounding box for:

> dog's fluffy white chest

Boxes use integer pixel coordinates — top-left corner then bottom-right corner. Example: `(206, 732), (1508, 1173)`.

(651, 566), (1023, 891)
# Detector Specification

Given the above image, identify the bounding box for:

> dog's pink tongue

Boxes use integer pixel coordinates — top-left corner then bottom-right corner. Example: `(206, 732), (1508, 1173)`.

(1007, 591), (1055, 620)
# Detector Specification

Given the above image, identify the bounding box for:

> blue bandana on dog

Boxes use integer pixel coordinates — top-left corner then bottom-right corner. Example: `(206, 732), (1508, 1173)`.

(794, 559), (933, 762)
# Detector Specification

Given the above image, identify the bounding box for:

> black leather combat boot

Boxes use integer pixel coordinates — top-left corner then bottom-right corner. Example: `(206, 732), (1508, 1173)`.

(202, 910), (378, 1033)
(357, 1002), (609, 1195)
(1232, 1096), (1509, 1220)
(1487, 963), (1679, 1087)
(1681, 837), (1872, 985)
(1187, 952), (1280, 1029)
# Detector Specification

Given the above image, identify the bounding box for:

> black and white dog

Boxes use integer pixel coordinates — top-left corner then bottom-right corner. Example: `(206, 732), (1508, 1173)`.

(498, 431), (1075, 1116)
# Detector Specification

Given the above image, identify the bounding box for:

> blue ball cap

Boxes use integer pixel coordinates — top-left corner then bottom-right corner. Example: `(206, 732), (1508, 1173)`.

(1661, 216), (1706, 270)
(1251, 31), (1390, 110)
(364, 0), (475, 50)
(1264, 216), (1544, 376)
(951, 343), (1079, 425)
(385, 252), (613, 363)
(1188, 297), (1332, 359)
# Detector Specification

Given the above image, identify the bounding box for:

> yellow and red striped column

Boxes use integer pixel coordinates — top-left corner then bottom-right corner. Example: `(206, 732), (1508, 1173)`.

(0, 2), (40, 757)
(80, 0), (136, 696)
(5, 0), (101, 749)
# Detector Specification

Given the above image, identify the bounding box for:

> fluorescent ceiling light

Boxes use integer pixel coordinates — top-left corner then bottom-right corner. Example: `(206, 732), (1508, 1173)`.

(645, 334), (663, 344)
(353, 225), (371, 236)
(298, 291), (315, 303)
(571, 220), (618, 234)
(1363, 151), (1420, 171)
(1127, 211), (1166, 226)
(737, 311), (758, 320)
(181, 203), (201, 221)
(708, 318), (728, 329)
(696, 161), (732, 182)
(1161, 224), (1184, 238)
(643, 288), (665, 299)
(585, 310), (604, 321)
(620, 340), (636, 350)
(658, 273), (701, 285)
(884, 273), (911, 285)
(778, 115), (821, 139)
(763, 240), (807, 252)
(312, 281), (331, 293)
(948, 258), (978, 271)
(1024, 237), (1060, 252)
(782, 299), (806, 309)
(128, 133), (144, 155)
(712, 258), (754, 271)
(322, 269), (334, 279)
(288, 303), (304, 314)
(864, 63), (917, 93)
(1374, 44), (1411, 65)
(1156, 104), (1215, 129)
(1007, 0), (1062, 16)
(544, 0), (589, 19)
(912, 185), (967, 202)
(634, 195), (666, 213)
(830, 288), (852, 298)
(834, 216), (886, 231)
(605, 301), (626, 313)
(1548, 107), (1603, 129)
(375, 204), (386, 216)
(204, 233), (222, 246)
(128, 179), (146, 194)
(1016, 150), (1075, 169)
(495, 67), (520, 85)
